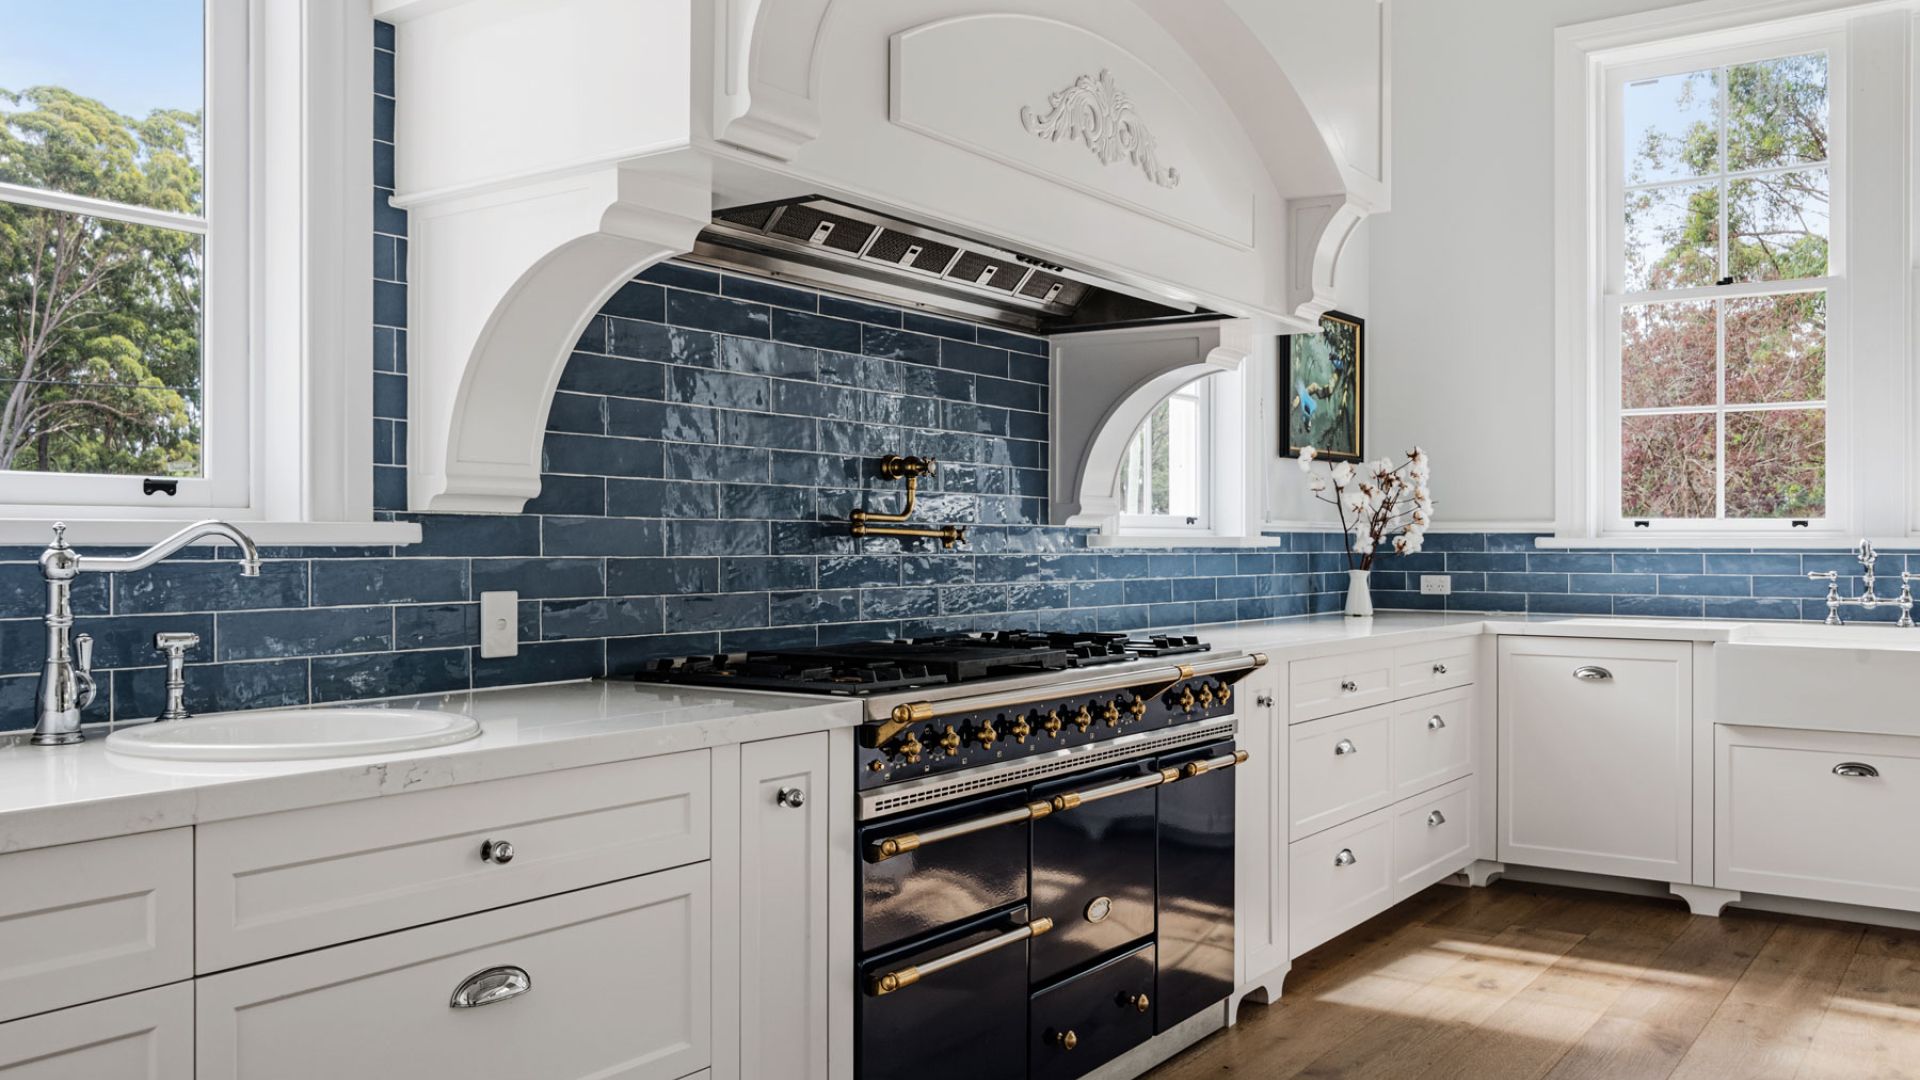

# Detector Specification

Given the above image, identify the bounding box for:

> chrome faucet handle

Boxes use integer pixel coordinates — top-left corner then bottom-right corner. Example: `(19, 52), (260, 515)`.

(72, 633), (97, 708)
(1858, 539), (1879, 569)
(1809, 571), (1844, 626)
(153, 632), (200, 722)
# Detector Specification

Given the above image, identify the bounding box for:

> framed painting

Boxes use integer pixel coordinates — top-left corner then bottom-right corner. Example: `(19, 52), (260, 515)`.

(1281, 311), (1363, 462)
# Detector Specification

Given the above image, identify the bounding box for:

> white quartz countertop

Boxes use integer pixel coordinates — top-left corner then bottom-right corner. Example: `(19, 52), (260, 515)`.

(0, 612), (1758, 855)
(0, 680), (860, 853)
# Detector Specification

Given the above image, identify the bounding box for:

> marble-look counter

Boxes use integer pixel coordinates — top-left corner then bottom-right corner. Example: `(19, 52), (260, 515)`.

(0, 681), (859, 853)
(0, 612), (1754, 855)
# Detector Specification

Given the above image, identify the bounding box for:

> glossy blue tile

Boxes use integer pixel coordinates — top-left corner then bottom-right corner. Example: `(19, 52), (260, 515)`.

(312, 649), (468, 703)
(472, 558), (605, 599)
(771, 309), (861, 353)
(862, 326), (939, 365)
(820, 295), (901, 326)
(557, 353), (666, 399)
(606, 557), (719, 596)
(1567, 573), (1658, 594)
(606, 321), (719, 367)
(667, 290), (770, 337)
(1704, 553), (1803, 576)
(770, 589), (860, 625)
(667, 520), (769, 557)
(1705, 597), (1804, 620)
(115, 562), (308, 614)
(721, 557), (814, 593)
(638, 262), (720, 292)
(313, 559), (468, 607)
(861, 587), (939, 620)
(541, 597), (664, 640)
(1614, 594), (1706, 618)
(723, 274), (815, 311)
(602, 281), (664, 322)
(543, 516), (666, 557)
(1658, 574), (1751, 597)
(473, 640), (603, 688)
(543, 434), (664, 478)
(664, 593), (768, 632)
(940, 340), (1009, 378)
(1615, 553), (1705, 574)
(606, 478), (717, 519)
(217, 607), (390, 661)
(524, 474), (607, 517)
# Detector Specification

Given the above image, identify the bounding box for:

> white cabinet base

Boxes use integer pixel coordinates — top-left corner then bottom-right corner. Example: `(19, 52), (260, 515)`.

(0, 983), (192, 1079)
(1669, 884), (1742, 917)
(1464, 859), (1507, 888)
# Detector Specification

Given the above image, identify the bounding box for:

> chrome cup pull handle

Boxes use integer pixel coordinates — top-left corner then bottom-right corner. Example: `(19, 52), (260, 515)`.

(449, 966), (531, 1008)
(1334, 738), (1358, 757)
(1834, 762), (1881, 778)
(1333, 848), (1358, 868)
(1427, 810), (1447, 827)
(1427, 715), (1446, 731)
(1572, 666), (1613, 682)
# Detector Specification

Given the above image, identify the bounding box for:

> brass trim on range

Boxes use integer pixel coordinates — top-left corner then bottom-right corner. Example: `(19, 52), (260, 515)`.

(866, 749), (1251, 862)
(861, 651), (1268, 749)
(868, 916), (1055, 997)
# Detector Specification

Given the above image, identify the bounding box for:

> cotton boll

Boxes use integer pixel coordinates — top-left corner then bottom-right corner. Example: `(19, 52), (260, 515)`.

(1298, 446), (1318, 471)
(1330, 461), (1356, 487)
(1309, 476), (1329, 494)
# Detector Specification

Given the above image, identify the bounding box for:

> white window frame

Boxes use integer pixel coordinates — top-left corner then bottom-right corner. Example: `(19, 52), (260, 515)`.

(0, 0), (414, 546)
(1553, 0), (1914, 548)
(1117, 374), (1215, 535)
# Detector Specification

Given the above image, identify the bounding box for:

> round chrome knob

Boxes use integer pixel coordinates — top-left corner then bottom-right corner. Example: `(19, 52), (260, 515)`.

(1433, 663), (1448, 675)
(1255, 693), (1275, 707)
(1052, 1030), (1079, 1051)
(480, 839), (515, 865)
(1340, 680), (1359, 693)
(777, 787), (806, 809)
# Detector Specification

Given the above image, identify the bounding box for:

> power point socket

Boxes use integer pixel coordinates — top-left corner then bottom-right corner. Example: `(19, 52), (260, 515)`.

(480, 590), (519, 658)
(1420, 575), (1452, 596)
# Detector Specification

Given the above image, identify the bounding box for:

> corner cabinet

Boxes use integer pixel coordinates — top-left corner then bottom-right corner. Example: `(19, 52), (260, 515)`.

(1497, 637), (1693, 882)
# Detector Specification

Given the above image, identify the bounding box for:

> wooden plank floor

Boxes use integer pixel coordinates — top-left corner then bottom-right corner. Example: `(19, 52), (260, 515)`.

(1147, 881), (1920, 1080)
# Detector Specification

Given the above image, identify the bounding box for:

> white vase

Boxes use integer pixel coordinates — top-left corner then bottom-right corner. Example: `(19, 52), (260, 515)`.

(1345, 569), (1375, 618)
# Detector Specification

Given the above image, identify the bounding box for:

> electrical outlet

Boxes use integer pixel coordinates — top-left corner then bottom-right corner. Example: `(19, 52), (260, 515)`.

(1420, 575), (1452, 596)
(480, 590), (519, 658)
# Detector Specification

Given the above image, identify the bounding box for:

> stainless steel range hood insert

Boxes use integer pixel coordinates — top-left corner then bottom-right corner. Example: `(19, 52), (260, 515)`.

(689, 196), (1215, 333)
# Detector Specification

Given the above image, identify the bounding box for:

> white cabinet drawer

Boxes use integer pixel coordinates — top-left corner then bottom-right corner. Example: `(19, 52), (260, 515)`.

(0, 983), (192, 1079)
(1717, 726), (1920, 910)
(0, 829), (191, 1024)
(196, 751), (711, 971)
(1290, 707), (1394, 840)
(1392, 638), (1477, 698)
(1392, 778), (1474, 902)
(1391, 689), (1473, 801)
(196, 863), (712, 1080)
(1289, 649), (1396, 721)
(1289, 805), (1395, 958)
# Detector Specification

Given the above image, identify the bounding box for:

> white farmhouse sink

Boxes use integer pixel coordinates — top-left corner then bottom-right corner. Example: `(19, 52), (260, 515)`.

(106, 707), (480, 762)
(1719, 623), (1920, 735)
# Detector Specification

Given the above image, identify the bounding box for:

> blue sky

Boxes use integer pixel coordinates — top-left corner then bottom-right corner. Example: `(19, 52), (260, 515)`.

(0, 1), (203, 117)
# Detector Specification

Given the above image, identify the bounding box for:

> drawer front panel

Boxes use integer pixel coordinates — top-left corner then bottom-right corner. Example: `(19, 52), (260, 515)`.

(1392, 778), (1474, 902)
(1290, 707), (1394, 840)
(0, 982), (192, 1079)
(1390, 689), (1474, 801)
(1717, 726), (1920, 909)
(196, 864), (712, 1080)
(1290, 807), (1394, 958)
(1392, 638), (1476, 697)
(1289, 650), (1395, 721)
(859, 907), (1031, 1080)
(0, 829), (191, 1024)
(196, 752), (711, 971)
(1029, 943), (1156, 1080)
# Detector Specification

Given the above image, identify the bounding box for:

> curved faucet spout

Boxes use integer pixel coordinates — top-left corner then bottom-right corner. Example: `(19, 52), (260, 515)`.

(79, 519), (262, 577)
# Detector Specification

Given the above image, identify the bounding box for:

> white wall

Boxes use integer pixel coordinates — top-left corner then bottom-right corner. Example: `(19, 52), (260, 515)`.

(1263, 218), (1370, 527)
(1368, 0), (1705, 530)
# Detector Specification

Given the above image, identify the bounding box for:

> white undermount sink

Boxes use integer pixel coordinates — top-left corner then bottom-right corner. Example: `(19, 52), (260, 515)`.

(1727, 621), (1920, 649)
(105, 707), (481, 762)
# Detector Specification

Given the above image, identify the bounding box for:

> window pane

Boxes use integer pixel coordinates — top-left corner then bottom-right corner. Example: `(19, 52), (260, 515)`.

(1725, 292), (1825, 405)
(1622, 300), (1716, 409)
(1727, 167), (1828, 283)
(1623, 68), (1719, 184)
(1625, 182), (1719, 292)
(1622, 412), (1716, 519)
(1119, 383), (1206, 523)
(0, 0), (205, 213)
(1727, 53), (1828, 173)
(0, 205), (203, 477)
(1725, 408), (1824, 518)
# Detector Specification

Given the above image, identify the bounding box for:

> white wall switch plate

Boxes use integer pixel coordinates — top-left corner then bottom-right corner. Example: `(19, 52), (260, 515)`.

(1420, 575), (1452, 596)
(480, 590), (519, 658)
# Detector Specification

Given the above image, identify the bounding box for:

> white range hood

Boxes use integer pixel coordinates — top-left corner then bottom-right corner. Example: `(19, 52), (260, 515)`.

(373, 0), (1390, 516)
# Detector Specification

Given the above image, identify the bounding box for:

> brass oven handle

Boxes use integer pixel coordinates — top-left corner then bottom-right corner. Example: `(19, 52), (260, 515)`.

(867, 749), (1250, 861)
(868, 916), (1053, 996)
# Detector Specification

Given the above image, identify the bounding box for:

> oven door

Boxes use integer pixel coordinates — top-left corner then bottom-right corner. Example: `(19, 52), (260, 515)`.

(1155, 738), (1237, 1031)
(860, 787), (1032, 954)
(1029, 758), (1159, 984)
(858, 904), (1035, 1080)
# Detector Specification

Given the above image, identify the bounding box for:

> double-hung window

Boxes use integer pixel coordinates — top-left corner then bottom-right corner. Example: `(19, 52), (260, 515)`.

(1604, 41), (1842, 534)
(1118, 375), (1214, 534)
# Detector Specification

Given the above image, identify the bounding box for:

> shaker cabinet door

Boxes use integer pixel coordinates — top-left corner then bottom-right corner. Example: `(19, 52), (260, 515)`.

(738, 733), (832, 1080)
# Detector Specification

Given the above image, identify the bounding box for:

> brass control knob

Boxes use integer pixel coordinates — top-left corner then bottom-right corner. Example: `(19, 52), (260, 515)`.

(1100, 700), (1122, 728)
(1128, 695), (1148, 721)
(1072, 705), (1094, 732)
(898, 733), (924, 765)
(1040, 710), (1064, 738)
(975, 719), (999, 748)
(1125, 992), (1151, 1014)
(1197, 684), (1215, 708)
(1009, 716), (1031, 744)
(868, 760), (885, 772)
(1215, 681), (1232, 705)
(938, 725), (962, 756)
(1178, 685), (1196, 713)
(1052, 1030), (1079, 1051)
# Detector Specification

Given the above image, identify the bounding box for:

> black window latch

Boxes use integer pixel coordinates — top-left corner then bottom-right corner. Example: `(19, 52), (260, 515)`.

(143, 478), (179, 497)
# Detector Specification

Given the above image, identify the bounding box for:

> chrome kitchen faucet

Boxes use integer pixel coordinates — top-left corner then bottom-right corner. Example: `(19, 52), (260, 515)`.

(30, 520), (261, 746)
(1807, 539), (1915, 627)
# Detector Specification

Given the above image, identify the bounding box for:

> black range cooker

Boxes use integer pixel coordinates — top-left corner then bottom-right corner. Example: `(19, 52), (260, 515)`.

(634, 631), (1267, 1080)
